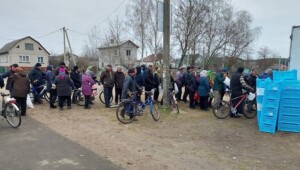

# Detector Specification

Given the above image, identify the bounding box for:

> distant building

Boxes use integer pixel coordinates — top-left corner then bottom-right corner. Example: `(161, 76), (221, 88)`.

(98, 40), (138, 69)
(0, 36), (49, 72)
(137, 54), (163, 66)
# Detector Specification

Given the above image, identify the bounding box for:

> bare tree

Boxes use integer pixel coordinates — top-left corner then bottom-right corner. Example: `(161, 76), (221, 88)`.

(82, 26), (102, 58)
(257, 46), (271, 71)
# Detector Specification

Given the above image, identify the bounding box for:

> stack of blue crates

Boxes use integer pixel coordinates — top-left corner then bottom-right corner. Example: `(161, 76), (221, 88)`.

(256, 78), (271, 124)
(258, 79), (281, 134)
(278, 81), (300, 133)
(273, 70), (297, 83)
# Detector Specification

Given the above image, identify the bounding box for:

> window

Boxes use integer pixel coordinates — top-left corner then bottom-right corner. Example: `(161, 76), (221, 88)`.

(126, 50), (131, 56)
(0, 56), (8, 63)
(19, 55), (29, 63)
(38, 47), (42, 50)
(38, 57), (44, 63)
(16, 45), (20, 48)
(25, 43), (34, 50)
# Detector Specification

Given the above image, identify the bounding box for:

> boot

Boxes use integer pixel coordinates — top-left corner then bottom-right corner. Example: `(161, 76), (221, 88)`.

(50, 103), (57, 109)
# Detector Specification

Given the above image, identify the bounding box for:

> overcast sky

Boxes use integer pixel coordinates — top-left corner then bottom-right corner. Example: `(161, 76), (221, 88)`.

(0, 0), (299, 58)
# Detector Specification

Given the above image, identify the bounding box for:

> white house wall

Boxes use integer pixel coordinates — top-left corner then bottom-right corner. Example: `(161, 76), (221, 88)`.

(5, 37), (49, 67)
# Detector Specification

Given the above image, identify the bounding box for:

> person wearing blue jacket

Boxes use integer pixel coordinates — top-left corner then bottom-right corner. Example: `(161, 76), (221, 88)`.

(198, 70), (210, 111)
(46, 65), (57, 108)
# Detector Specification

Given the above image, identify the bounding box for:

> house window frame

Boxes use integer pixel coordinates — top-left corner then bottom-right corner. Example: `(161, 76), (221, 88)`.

(19, 55), (30, 63)
(37, 56), (44, 64)
(126, 49), (131, 56)
(25, 43), (34, 50)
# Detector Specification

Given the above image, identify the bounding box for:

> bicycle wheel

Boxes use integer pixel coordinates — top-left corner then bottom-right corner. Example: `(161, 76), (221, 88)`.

(243, 102), (257, 119)
(4, 103), (21, 128)
(212, 101), (231, 119)
(170, 95), (179, 114)
(150, 100), (160, 121)
(116, 102), (136, 124)
(99, 91), (113, 104)
(74, 91), (85, 106)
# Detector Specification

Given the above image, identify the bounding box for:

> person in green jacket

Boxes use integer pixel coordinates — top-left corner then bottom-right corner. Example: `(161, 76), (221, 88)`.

(212, 68), (227, 107)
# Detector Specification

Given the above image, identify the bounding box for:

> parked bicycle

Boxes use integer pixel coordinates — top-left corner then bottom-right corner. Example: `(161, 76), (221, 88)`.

(212, 90), (256, 119)
(74, 84), (113, 106)
(116, 89), (160, 124)
(29, 84), (48, 103)
(0, 93), (21, 128)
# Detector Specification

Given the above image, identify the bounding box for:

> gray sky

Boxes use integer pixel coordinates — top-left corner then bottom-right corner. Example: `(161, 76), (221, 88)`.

(0, 0), (299, 58)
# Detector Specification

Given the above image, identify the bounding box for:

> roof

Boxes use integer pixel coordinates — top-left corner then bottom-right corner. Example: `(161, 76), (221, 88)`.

(98, 40), (139, 50)
(0, 36), (50, 55)
(138, 54), (163, 62)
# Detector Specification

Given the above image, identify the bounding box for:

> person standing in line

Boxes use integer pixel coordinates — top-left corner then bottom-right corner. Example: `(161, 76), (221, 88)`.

(81, 70), (95, 109)
(212, 68), (227, 107)
(121, 68), (137, 119)
(153, 66), (161, 101)
(188, 67), (197, 109)
(46, 65), (57, 108)
(100, 64), (114, 108)
(11, 67), (30, 116)
(143, 65), (155, 101)
(28, 63), (46, 104)
(0, 63), (18, 94)
(70, 66), (82, 103)
(182, 66), (191, 103)
(175, 67), (184, 101)
(114, 66), (125, 105)
(54, 67), (74, 110)
(198, 70), (210, 111)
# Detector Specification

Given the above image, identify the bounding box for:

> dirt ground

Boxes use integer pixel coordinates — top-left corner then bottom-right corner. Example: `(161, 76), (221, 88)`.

(25, 91), (300, 170)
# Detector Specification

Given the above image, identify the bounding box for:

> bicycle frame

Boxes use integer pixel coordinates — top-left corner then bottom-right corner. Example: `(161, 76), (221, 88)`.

(229, 93), (248, 110)
(31, 84), (47, 97)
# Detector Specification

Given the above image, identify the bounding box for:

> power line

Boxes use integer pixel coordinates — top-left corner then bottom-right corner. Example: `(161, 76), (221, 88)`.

(96, 0), (127, 27)
(35, 28), (62, 39)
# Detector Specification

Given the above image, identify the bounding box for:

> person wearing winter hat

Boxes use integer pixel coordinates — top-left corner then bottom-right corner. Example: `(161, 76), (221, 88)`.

(54, 67), (74, 110)
(197, 70), (210, 111)
(212, 67), (227, 107)
(46, 65), (57, 108)
(229, 67), (255, 118)
(28, 63), (46, 104)
(81, 70), (95, 109)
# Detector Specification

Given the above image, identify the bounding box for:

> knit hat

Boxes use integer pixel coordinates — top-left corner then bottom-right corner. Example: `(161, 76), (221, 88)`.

(35, 63), (42, 67)
(128, 68), (135, 74)
(200, 70), (208, 77)
(85, 70), (93, 76)
(237, 67), (244, 73)
(59, 62), (66, 67)
(59, 67), (65, 80)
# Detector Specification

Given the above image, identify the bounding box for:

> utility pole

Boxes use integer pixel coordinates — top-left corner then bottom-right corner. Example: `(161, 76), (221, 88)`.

(63, 27), (76, 68)
(163, 0), (170, 107)
(63, 27), (68, 67)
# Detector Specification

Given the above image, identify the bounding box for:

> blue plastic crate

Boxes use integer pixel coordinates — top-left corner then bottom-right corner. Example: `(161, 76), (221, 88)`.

(256, 78), (271, 88)
(257, 111), (261, 124)
(279, 105), (300, 113)
(277, 122), (300, 133)
(257, 96), (263, 103)
(261, 106), (279, 117)
(260, 114), (278, 124)
(281, 90), (300, 99)
(259, 122), (276, 134)
(281, 80), (300, 90)
(280, 98), (300, 106)
(263, 98), (280, 108)
(273, 70), (297, 83)
(278, 114), (300, 124)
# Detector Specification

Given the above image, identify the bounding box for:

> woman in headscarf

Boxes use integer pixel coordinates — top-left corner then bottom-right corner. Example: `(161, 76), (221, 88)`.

(81, 70), (95, 109)
(197, 70), (210, 111)
(54, 67), (74, 110)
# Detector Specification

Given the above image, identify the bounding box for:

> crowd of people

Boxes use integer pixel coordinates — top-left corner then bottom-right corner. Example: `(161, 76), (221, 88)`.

(0, 61), (273, 119)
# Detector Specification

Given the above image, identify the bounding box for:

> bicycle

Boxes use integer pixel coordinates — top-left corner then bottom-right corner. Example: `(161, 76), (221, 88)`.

(0, 93), (21, 128)
(160, 88), (179, 114)
(29, 84), (48, 103)
(212, 91), (256, 119)
(74, 84), (113, 106)
(116, 89), (160, 124)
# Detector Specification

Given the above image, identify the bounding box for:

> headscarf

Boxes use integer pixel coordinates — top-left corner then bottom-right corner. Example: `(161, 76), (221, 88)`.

(200, 70), (208, 77)
(59, 67), (65, 80)
(85, 70), (93, 76)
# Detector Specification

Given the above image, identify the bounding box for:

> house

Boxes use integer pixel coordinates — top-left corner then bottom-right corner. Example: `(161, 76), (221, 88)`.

(0, 36), (49, 72)
(137, 53), (177, 68)
(98, 40), (138, 69)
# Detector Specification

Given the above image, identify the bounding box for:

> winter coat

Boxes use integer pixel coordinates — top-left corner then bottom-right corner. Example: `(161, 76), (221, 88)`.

(175, 71), (183, 87)
(114, 71), (125, 89)
(198, 77), (210, 97)
(153, 72), (161, 88)
(11, 71), (30, 98)
(213, 72), (225, 91)
(244, 74), (256, 89)
(135, 67), (143, 87)
(188, 74), (198, 92)
(121, 75), (136, 99)
(70, 70), (82, 89)
(28, 66), (46, 87)
(54, 75), (74, 96)
(1, 70), (15, 91)
(143, 69), (154, 89)
(81, 74), (95, 96)
(100, 70), (114, 88)
(46, 66), (55, 92)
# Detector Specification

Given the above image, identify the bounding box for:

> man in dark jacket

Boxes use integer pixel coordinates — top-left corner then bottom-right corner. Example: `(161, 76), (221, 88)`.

(28, 63), (46, 104)
(114, 66), (125, 105)
(245, 68), (258, 113)
(153, 66), (161, 101)
(143, 65), (155, 101)
(70, 66), (82, 103)
(135, 66), (143, 87)
(100, 64), (114, 108)
(0, 63), (18, 94)
(230, 67), (255, 118)
(182, 66), (191, 103)
(187, 67), (197, 109)
(46, 65), (57, 108)
(121, 68), (136, 119)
